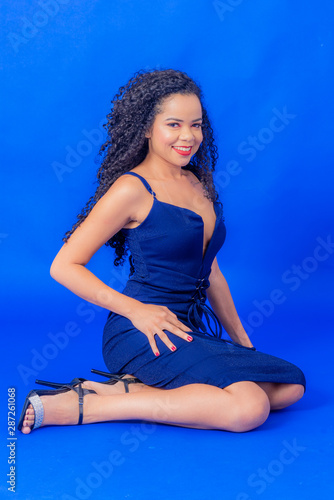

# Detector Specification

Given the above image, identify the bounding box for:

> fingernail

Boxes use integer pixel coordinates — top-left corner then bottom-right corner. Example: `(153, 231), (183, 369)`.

(187, 336), (193, 341)
(171, 346), (176, 351)
(155, 352), (160, 356)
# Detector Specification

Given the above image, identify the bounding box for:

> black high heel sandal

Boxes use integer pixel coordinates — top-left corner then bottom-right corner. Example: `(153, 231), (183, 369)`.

(18, 379), (96, 432)
(91, 369), (142, 393)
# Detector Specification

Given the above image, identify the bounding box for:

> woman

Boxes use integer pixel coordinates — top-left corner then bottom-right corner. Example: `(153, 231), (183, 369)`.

(19, 69), (305, 434)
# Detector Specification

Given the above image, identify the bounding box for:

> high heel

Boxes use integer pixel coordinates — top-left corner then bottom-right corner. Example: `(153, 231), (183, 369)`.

(91, 369), (142, 393)
(18, 379), (96, 432)
(35, 377), (86, 388)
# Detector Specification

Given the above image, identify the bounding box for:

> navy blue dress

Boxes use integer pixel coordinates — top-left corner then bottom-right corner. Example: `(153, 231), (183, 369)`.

(102, 172), (306, 390)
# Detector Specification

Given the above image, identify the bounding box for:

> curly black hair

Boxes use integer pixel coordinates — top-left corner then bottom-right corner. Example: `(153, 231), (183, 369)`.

(63, 68), (220, 269)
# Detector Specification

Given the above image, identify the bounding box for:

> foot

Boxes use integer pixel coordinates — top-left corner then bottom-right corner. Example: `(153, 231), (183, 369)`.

(20, 377), (150, 434)
(20, 384), (97, 435)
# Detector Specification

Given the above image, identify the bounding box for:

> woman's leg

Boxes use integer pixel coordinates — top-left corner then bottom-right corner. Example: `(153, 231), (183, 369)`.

(256, 382), (305, 410)
(20, 380), (270, 434)
(85, 378), (304, 410)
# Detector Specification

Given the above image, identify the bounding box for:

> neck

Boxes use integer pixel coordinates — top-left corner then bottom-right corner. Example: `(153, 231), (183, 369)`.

(140, 152), (188, 180)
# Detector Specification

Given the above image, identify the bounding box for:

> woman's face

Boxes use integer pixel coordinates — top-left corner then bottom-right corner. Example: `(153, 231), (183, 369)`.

(145, 93), (203, 168)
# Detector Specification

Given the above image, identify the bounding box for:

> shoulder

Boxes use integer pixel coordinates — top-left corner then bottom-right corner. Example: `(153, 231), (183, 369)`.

(104, 172), (149, 203)
(98, 172), (152, 224)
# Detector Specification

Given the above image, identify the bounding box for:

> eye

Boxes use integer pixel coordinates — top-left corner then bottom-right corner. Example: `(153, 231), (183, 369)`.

(167, 123), (180, 128)
(193, 123), (202, 128)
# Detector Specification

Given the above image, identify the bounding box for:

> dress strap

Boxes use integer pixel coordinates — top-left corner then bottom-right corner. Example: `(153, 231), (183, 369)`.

(123, 172), (156, 197)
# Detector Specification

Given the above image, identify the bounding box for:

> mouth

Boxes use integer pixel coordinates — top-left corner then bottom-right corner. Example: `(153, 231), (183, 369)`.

(172, 146), (192, 156)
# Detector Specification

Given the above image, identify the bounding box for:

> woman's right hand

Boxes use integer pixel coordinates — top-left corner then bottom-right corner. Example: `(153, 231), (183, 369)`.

(127, 303), (193, 356)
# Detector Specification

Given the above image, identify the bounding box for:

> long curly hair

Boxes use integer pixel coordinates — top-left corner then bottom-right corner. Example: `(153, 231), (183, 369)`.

(63, 68), (220, 269)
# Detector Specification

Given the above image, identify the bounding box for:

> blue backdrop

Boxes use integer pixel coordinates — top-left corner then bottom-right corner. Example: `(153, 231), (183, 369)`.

(1, 1), (333, 499)
(2, 0), (333, 350)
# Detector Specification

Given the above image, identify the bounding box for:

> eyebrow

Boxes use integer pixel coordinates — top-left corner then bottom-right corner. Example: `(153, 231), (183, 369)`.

(164, 117), (203, 122)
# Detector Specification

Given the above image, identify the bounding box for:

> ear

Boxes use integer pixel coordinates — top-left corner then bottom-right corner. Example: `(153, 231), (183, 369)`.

(145, 124), (153, 139)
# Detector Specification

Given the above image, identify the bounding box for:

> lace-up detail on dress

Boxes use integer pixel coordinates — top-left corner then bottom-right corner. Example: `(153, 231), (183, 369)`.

(187, 276), (223, 339)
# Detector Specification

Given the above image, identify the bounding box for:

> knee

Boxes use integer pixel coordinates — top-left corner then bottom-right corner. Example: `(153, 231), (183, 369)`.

(230, 394), (270, 433)
(287, 384), (305, 405)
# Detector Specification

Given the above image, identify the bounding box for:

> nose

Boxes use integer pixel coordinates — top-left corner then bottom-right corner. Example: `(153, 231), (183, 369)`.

(179, 126), (195, 142)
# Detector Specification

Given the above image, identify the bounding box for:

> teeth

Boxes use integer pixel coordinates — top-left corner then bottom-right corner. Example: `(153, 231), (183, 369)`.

(174, 147), (191, 151)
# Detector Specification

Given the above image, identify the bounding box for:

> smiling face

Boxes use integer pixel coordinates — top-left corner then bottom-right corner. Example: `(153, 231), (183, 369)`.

(145, 93), (203, 169)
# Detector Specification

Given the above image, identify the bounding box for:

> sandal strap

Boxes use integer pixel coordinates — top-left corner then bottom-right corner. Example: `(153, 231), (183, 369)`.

(122, 377), (141, 393)
(91, 369), (142, 393)
(29, 383), (95, 429)
(29, 393), (44, 430)
(70, 384), (96, 425)
(106, 375), (140, 393)
(77, 383), (84, 425)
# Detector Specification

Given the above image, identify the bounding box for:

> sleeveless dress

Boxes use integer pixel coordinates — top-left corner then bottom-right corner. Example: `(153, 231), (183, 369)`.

(102, 172), (306, 390)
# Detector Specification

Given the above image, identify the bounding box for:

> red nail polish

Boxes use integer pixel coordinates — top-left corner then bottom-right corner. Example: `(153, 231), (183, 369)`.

(187, 336), (193, 341)
(155, 352), (160, 356)
(171, 346), (176, 351)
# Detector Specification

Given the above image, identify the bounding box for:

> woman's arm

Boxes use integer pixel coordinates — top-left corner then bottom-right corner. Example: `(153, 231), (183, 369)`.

(206, 258), (254, 348)
(50, 176), (192, 355)
(50, 176), (144, 317)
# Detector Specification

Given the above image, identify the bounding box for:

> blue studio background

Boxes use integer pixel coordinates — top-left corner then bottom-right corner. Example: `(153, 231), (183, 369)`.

(1, 1), (333, 499)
